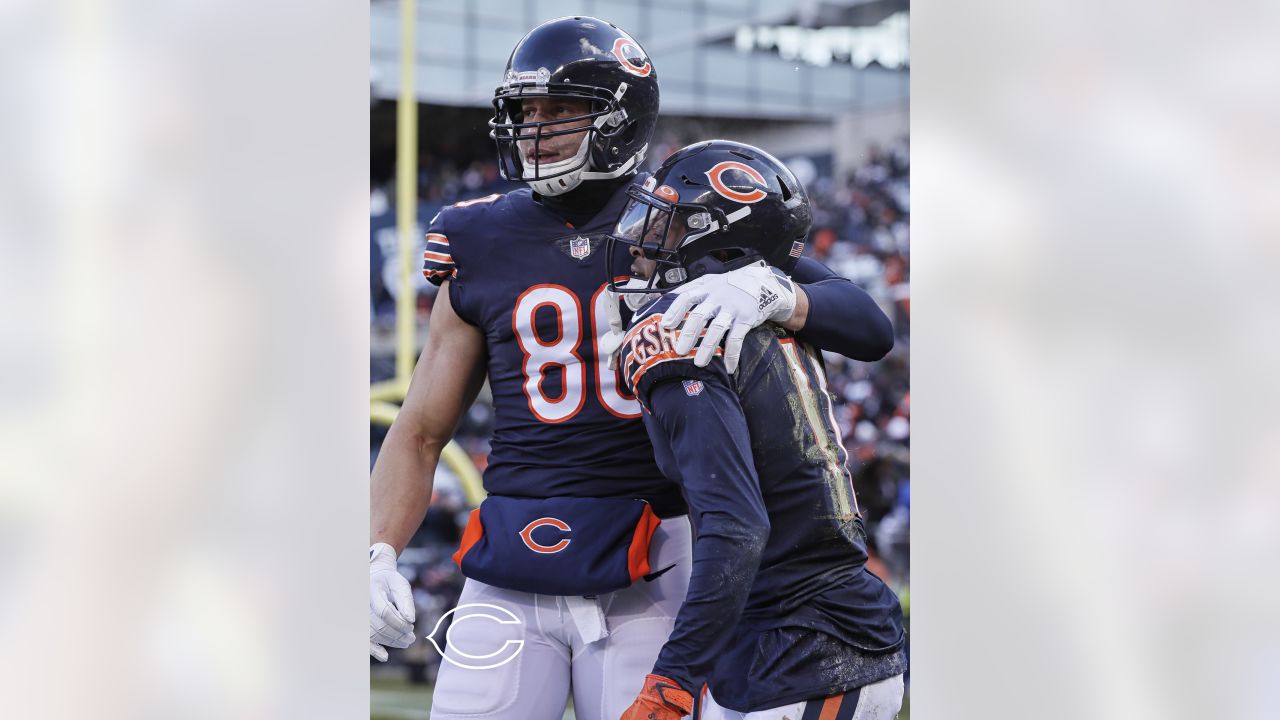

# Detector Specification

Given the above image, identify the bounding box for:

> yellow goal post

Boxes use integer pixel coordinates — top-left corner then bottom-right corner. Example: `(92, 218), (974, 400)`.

(370, 0), (484, 508)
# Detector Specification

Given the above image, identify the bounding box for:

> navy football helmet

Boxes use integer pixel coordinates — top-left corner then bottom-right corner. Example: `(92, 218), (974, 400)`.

(607, 140), (812, 298)
(490, 16), (660, 196)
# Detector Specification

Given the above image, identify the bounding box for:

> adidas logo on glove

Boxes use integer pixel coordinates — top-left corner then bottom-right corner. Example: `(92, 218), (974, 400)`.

(757, 287), (779, 312)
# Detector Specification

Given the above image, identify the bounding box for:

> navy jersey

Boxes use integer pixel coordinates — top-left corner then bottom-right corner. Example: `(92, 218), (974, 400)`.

(622, 294), (907, 712)
(421, 179), (686, 516)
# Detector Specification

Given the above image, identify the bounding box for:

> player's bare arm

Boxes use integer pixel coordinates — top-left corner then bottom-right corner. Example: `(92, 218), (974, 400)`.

(369, 281), (486, 662)
(371, 280), (487, 553)
(778, 283), (811, 330)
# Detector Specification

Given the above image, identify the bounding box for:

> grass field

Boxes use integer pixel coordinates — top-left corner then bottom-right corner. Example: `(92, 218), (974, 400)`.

(371, 676), (909, 719)
(371, 676), (577, 719)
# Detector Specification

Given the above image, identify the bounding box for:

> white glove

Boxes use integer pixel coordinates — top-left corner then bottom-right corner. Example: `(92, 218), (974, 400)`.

(598, 288), (626, 371)
(370, 543), (417, 662)
(661, 262), (797, 373)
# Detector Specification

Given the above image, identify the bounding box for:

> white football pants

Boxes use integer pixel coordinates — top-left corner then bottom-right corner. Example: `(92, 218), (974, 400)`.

(427, 515), (692, 720)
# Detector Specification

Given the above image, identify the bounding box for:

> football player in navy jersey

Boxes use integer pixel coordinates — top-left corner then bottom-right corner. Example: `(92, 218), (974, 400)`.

(612, 141), (906, 720)
(369, 17), (896, 720)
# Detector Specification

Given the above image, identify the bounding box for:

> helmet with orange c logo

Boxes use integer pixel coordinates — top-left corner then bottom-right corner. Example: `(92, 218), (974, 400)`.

(606, 140), (812, 298)
(490, 16), (660, 197)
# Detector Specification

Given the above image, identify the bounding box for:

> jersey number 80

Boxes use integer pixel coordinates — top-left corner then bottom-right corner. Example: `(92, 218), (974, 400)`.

(511, 284), (640, 423)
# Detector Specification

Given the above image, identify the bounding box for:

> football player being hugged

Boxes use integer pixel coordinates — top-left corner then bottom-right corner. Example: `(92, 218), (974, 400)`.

(370, 16), (895, 720)
(611, 141), (907, 720)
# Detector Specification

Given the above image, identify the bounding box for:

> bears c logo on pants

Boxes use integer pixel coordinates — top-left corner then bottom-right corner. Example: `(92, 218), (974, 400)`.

(519, 517), (572, 553)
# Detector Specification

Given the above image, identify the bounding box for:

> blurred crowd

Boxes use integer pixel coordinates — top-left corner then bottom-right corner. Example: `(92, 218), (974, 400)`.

(370, 137), (910, 678)
(805, 138), (911, 591)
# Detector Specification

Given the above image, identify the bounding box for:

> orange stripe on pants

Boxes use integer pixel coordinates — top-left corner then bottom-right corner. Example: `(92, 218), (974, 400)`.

(817, 694), (843, 720)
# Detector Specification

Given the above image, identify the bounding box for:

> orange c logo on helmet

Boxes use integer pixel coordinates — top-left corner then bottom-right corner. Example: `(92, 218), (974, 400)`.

(611, 37), (652, 77)
(705, 161), (768, 204)
(519, 517), (572, 554)
(654, 185), (679, 202)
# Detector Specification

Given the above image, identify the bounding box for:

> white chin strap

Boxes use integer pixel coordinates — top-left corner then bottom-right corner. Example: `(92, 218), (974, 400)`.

(524, 134), (592, 196)
(524, 138), (649, 197)
(619, 278), (661, 311)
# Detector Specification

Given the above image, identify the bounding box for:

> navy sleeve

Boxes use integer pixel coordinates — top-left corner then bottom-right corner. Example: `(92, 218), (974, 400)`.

(790, 257), (895, 361)
(420, 206), (482, 326)
(421, 209), (456, 287)
(642, 372), (770, 695)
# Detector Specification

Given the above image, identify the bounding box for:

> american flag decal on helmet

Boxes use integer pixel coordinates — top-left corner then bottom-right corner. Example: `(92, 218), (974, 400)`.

(789, 241), (805, 259)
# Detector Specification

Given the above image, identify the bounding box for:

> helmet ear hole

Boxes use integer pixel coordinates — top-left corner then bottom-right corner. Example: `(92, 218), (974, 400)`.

(614, 118), (637, 144)
(711, 248), (746, 263)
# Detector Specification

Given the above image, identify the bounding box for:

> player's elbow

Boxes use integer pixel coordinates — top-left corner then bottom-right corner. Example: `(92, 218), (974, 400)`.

(386, 418), (448, 462)
(723, 511), (770, 560)
(745, 519), (770, 559)
(847, 308), (894, 362)
(865, 313), (895, 360)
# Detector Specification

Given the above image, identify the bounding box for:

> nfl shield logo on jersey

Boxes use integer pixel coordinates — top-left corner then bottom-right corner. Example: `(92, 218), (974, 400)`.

(570, 236), (592, 259)
(682, 379), (704, 396)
